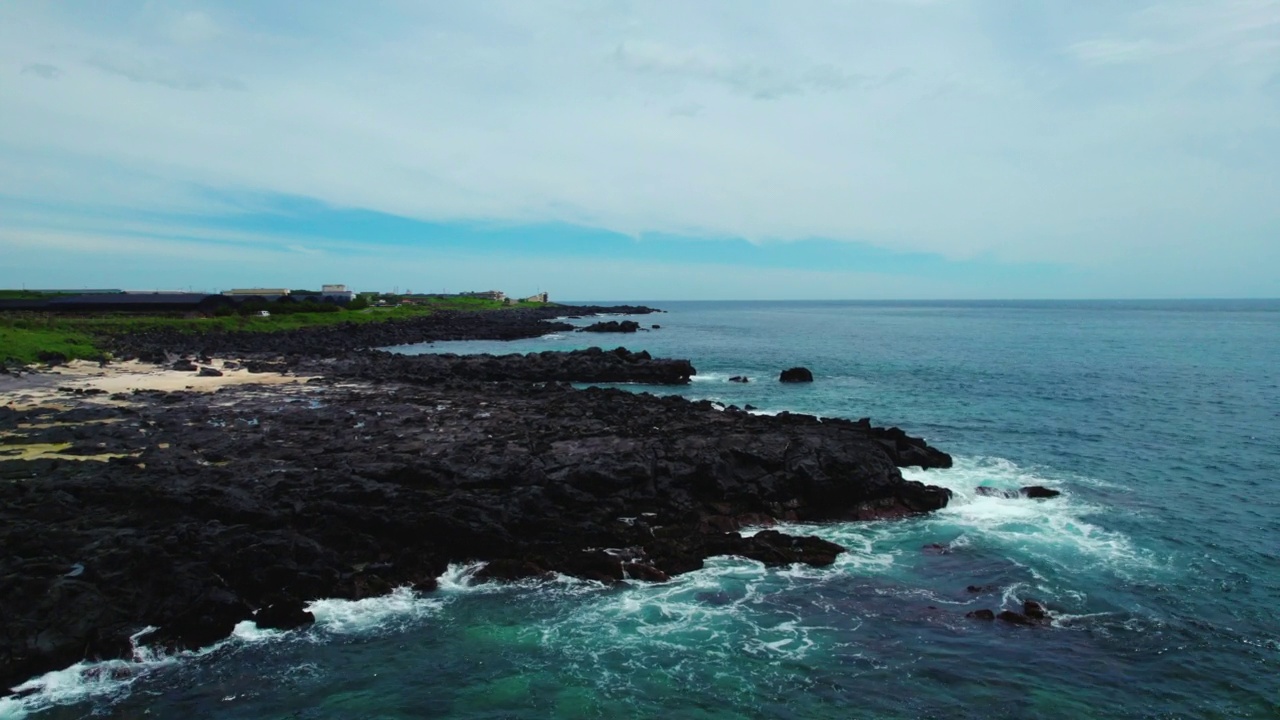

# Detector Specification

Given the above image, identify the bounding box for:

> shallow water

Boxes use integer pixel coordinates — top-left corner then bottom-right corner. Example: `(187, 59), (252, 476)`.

(6, 300), (1279, 718)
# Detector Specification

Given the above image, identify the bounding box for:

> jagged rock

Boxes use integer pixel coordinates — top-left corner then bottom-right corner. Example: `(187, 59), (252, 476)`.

(0, 328), (951, 689)
(253, 597), (315, 630)
(728, 376), (749, 383)
(172, 360), (198, 372)
(779, 367), (813, 383)
(622, 562), (669, 583)
(198, 367), (224, 377)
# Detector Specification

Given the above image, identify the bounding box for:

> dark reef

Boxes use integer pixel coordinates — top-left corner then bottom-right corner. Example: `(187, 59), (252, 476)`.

(0, 305), (951, 692)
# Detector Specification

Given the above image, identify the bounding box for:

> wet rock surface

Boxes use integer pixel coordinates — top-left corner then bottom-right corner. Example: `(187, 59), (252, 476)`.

(974, 485), (1062, 499)
(0, 306), (953, 691)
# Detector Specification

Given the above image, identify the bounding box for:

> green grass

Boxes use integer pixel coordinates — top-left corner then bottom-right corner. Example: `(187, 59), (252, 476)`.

(0, 325), (102, 364)
(0, 297), (553, 366)
(0, 290), (78, 300)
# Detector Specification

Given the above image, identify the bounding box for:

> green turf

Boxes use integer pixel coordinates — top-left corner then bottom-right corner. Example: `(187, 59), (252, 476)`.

(0, 297), (552, 366)
(0, 325), (102, 364)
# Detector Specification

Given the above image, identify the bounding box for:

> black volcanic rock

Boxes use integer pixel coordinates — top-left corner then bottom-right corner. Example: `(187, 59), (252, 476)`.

(779, 367), (813, 383)
(0, 303), (954, 690)
(580, 320), (641, 333)
(974, 485), (1061, 499)
(324, 346), (694, 385)
(254, 598), (316, 631)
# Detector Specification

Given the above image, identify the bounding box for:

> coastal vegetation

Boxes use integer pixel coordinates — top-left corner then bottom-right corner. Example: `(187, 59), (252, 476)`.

(0, 295), (541, 365)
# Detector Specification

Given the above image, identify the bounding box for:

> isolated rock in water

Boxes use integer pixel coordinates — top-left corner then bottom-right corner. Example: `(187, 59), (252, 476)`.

(580, 320), (641, 333)
(997, 605), (1051, 626)
(1021, 486), (1061, 499)
(198, 367), (224, 377)
(975, 485), (1061, 499)
(729, 376), (749, 383)
(779, 367), (814, 383)
(966, 609), (996, 621)
(1023, 599), (1049, 619)
(651, 324), (661, 329)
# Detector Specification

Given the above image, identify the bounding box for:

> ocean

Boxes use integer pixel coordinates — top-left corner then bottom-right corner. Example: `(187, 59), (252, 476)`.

(5, 300), (1278, 719)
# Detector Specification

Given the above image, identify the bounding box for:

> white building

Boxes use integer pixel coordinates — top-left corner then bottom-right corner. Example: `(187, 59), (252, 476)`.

(321, 284), (354, 303)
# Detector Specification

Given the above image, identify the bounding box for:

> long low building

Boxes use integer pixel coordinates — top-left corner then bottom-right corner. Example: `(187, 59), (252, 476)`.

(0, 293), (227, 313)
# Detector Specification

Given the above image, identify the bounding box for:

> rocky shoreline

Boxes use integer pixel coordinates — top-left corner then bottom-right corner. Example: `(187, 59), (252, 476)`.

(0, 305), (952, 693)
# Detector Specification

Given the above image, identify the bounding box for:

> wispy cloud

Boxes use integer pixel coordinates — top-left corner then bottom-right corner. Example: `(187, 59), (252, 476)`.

(613, 41), (867, 99)
(20, 63), (62, 79)
(87, 54), (246, 91)
(0, 0), (1276, 297)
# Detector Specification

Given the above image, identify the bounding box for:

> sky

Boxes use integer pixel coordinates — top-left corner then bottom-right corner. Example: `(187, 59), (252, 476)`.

(1, 1), (1278, 300)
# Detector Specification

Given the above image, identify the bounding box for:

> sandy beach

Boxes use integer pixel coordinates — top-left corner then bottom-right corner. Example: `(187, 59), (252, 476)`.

(0, 359), (316, 410)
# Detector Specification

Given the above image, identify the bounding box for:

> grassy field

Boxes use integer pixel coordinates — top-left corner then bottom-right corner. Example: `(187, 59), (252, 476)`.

(0, 296), (543, 365)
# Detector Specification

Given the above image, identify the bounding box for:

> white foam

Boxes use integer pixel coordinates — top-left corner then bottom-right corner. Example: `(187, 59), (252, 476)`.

(690, 373), (727, 383)
(435, 561), (488, 591)
(0, 625), (243, 719)
(1, 584), (450, 717)
(306, 587), (443, 636)
(902, 455), (1157, 576)
(532, 554), (838, 683)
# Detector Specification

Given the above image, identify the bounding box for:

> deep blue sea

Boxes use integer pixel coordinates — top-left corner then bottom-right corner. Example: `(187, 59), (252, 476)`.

(5, 300), (1279, 719)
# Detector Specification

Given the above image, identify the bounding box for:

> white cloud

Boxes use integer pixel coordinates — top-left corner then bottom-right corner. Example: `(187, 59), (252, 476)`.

(0, 0), (1277, 295)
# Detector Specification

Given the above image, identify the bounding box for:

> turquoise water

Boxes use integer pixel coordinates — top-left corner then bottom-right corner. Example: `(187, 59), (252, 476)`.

(6, 300), (1279, 718)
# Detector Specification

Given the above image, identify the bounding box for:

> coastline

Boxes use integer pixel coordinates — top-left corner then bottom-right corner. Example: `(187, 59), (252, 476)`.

(0, 304), (953, 695)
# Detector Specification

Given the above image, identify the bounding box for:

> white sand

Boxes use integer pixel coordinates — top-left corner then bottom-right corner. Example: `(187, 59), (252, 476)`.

(1, 359), (317, 409)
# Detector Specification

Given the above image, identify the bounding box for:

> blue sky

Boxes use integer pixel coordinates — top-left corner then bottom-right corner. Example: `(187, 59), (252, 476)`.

(1, 1), (1277, 299)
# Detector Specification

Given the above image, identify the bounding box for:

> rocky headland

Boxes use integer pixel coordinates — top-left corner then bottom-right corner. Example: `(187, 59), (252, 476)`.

(0, 305), (951, 692)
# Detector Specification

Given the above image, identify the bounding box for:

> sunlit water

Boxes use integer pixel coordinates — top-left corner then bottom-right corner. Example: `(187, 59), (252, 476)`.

(6, 300), (1278, 719)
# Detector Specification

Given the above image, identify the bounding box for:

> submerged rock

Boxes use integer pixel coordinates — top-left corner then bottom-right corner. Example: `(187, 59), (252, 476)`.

(974, 485), (1062, 499)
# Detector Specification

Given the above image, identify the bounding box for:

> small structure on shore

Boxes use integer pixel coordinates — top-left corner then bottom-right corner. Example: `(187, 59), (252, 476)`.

(461, 290), (507, 302)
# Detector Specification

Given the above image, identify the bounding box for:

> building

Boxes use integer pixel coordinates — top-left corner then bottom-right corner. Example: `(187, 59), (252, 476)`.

(223, 288), (291, 301)
(460, 290), (507, 302)
(321, 284), (354, 303)
(523, 292), (549, 303)
(0, 293), (225, 313)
